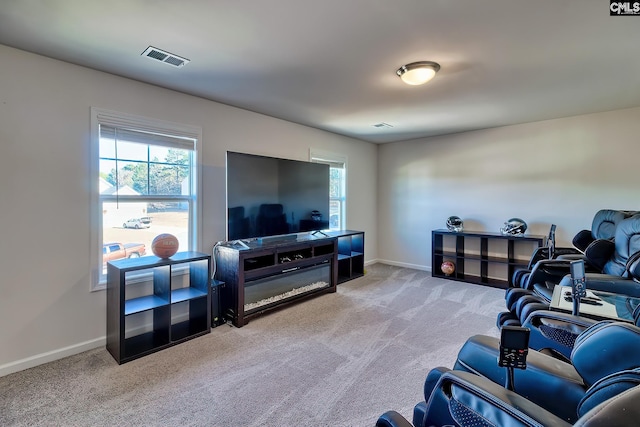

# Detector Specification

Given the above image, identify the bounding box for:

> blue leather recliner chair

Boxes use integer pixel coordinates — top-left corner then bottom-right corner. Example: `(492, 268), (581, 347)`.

(376, 321), (640, 426)
(376, 369), (640, 427)
(511, 209), (633, 289)
(452, 321), (640, 423)
(499, 214), (640, 329)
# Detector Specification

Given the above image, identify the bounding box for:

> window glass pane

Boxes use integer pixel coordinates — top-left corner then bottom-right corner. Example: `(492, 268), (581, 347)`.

(99, 159), (117, 190)
(115, 160), (149, 195)
(102, 201), (190, 274)
(115, 140), (148, 162)
(329, 165), (345, 230)
(329, 167), (344, 198)
(99, 136), (116, 159)
(311, 156), (346, 231)
(149, 145), (166, 162)
(149, 164), (190, 195)
(330, 200), (341, 229)
(149, 146), (189, 165)
(94, 112), (199, 290)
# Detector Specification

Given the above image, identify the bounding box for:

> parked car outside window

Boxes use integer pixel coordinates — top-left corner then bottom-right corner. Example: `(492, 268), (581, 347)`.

(123, 218), (151, 229)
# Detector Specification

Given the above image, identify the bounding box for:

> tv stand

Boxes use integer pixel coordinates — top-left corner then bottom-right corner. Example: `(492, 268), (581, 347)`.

(216, 234), (338, 327)
(215, 230), (365, 326)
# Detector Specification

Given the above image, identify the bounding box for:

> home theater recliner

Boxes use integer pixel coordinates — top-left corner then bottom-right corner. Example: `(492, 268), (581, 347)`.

(376, 367), (640, 427)
(508, 209), (633, 297)
(376, 321), (640, 426)
(499, 211), (640, 330)
(376, 211), (640, 427)
(500, 250), (640, 334)
(511, 209), (631, 290)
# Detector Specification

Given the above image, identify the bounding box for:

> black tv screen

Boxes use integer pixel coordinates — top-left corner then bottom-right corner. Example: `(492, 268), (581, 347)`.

(226, 151), (330, 241)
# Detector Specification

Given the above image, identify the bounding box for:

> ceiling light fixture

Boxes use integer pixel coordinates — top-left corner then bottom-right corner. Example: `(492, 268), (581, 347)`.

(396, 61), (440, 85)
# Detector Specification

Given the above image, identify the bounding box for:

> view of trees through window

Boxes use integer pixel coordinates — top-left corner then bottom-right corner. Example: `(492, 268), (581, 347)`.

(99, 137), (193, 276)
(101, 145), (189, 195)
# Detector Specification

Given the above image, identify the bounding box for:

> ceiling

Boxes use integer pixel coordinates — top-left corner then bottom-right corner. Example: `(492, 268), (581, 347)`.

(1, 1), (639, 143)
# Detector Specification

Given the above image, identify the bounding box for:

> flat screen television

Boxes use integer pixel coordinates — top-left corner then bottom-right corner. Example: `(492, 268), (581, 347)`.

(226, 151), (330, 241)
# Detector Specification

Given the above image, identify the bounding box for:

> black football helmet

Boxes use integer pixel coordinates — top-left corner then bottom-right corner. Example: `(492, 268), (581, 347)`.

(500, 218), (527, 236)
(446, 216), (464, 232)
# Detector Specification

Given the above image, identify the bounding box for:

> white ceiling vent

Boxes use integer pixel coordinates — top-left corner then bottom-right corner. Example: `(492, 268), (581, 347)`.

(141, 46), (190, 68)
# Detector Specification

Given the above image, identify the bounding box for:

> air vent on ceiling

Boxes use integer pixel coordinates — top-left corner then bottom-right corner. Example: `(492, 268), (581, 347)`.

(373, 122), (393, 128)
(141, 46), (190, 68)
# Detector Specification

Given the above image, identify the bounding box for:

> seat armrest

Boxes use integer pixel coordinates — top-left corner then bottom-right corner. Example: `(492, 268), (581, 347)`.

(555, 253), (585, 261)
(573, 229), (594, 252)
(526, 259), (575, 290)
(425, 370), (572, 427)
(521, 310), (598, 360)
(375, 410), (413, 427)
(583, 239), (616, 272)
(555, 247), (582, 257)
(523, 310), (598, 331)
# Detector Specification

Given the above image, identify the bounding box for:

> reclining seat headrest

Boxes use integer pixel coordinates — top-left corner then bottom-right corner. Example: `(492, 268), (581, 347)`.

(602, 214), (640, 276)
(573, 210), (628, 253)
(591, 209), (628, 241)
(571, 322), (640, 388)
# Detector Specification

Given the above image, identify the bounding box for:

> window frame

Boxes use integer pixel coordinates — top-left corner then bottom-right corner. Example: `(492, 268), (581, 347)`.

(90, 108), (203, 291)
(310, 149), (347, 230)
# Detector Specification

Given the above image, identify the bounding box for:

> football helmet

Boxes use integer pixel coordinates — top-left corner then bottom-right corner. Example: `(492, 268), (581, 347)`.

(446, 216), (464, 232)
(500, 218), (528, 236)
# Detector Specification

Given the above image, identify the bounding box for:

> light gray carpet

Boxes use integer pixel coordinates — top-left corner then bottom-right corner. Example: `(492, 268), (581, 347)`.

(0, 263), (504, 426)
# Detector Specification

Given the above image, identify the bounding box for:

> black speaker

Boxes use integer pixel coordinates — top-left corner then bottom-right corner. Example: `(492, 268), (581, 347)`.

(211, 279), (225, 327)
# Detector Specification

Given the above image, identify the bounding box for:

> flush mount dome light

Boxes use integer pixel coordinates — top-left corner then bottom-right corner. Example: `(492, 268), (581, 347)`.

(396, 61), (440, 85)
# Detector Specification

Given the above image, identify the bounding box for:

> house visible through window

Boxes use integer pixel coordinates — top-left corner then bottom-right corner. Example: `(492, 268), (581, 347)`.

(311, 151), (346, 230)
(91, 108), (201, 290)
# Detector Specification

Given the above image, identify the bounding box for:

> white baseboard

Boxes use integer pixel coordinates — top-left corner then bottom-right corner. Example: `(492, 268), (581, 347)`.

(0, 337), (105, 378)
(374, 259), (432, 272)
(1, 262), (429, 377)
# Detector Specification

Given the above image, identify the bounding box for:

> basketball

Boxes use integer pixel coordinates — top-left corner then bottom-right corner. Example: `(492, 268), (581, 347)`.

(151, 233), (179, 259)
(441, 261), (455, 276)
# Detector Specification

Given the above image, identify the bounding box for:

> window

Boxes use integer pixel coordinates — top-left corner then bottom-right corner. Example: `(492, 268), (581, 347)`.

(90, 108), (202, 290)
(310, 150), (346, 230)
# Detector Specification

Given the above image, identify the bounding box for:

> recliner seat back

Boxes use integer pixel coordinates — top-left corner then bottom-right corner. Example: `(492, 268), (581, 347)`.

(590, 209), (628, 241)
(600, 214), (640, 276)
(577, 368), (640, 418)
(572, 209), (631, 252)
(570, 321), (640, 387)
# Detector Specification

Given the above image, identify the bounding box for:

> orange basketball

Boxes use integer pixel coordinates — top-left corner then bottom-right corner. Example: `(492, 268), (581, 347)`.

(441, 261), (455, 276)
(151, 233), (179, 259)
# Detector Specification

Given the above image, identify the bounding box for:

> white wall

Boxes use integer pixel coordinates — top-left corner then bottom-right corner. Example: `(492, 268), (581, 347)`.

(0, 44), (378, 375)
(377, 107), (640, 270)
